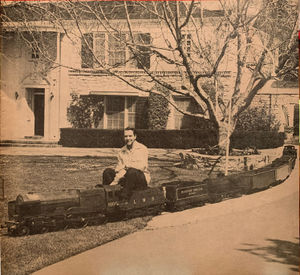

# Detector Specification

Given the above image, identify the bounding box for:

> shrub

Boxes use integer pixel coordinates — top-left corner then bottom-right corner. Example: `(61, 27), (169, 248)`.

(230, 131), (285, 149)
(60, 128), (284, 149)
(59, 128), (218, 148)
(235, 106), (280, 132)
(67, 94), (104, 128)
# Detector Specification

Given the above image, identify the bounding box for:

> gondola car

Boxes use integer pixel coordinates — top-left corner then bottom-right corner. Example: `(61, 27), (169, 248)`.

(241, 167), (276, 192)
(164, 181), (209, 211)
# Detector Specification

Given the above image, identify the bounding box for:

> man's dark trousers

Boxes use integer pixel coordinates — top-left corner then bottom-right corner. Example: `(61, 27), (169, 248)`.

(103, 168), (147, 198)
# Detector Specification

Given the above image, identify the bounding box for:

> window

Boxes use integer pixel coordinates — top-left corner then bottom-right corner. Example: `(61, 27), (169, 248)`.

(108, 34), (126, 66)
(104, 96), (139, 129)
(81, 33), (94, 68)
(126, 96), (137, 128)
(81, 32), (151, 69)
(106, 96), (125, 129)
(174, 97), (203, 129)
(94, 33), (106, 67)
(133, 33), (151, 69)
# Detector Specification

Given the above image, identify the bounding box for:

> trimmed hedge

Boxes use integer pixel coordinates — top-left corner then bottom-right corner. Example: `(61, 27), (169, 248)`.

(59, 128), (285, 149)
(59, 128), (218, 149)
(230, 131), (285, 149)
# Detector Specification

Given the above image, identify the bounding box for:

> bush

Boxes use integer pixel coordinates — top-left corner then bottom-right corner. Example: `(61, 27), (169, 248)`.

(59, 128), (218, 149)
(235, 106), (280, 132)
(230, 131), (285, 149)
(67, 94), (104, 128)
(60, 128), (285, 149)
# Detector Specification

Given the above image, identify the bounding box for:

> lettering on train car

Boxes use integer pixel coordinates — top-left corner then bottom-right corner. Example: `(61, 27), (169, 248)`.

(177, 186), (205, 199)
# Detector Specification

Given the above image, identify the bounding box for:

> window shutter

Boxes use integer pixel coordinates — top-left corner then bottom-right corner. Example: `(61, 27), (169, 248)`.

(133, 33), (151, 69)
(81, 33), (93, 68)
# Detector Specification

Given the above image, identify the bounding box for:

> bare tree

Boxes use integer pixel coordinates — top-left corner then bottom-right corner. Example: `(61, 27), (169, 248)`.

(1, 0), (298, 152)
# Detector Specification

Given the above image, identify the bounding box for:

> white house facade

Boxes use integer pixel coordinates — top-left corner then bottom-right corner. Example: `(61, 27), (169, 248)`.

(1, 1), (298, 141)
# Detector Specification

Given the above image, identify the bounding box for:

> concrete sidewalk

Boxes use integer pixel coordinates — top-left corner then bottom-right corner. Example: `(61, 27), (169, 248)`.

(0, 145), (284, 158)
(32, 159), (299, 275)
(0, 146), (182, 161)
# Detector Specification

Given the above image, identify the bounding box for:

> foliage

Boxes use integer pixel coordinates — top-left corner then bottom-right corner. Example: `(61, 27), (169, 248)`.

(60, 128), (283, 149)
(235, 106), (280, 132)
(230, 131), (285, 149)
(67, 94), (104, 128)
(256, 0), (298, 81)
(147, 92), (170, 129)
(60, 128), (218, 149)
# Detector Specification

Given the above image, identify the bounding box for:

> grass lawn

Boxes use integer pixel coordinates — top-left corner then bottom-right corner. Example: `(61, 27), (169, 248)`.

(0, 155), (207, 275)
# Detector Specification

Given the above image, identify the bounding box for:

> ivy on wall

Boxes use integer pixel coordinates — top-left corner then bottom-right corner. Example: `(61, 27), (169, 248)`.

(67, 94), (104, 128)
(147, 90), (170, 129)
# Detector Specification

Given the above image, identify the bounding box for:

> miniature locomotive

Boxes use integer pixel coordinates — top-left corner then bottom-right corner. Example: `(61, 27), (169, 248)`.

(2, 145), (297, 236)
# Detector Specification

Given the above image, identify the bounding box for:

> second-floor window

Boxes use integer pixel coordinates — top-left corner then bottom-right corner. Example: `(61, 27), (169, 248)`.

(108, 34), (126, 66)
(132, 33), (151, 69)
(81, 32), (151, 69)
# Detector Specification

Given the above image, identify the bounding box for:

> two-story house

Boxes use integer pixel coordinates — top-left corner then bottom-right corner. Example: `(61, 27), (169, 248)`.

(1, 1), (298, 142)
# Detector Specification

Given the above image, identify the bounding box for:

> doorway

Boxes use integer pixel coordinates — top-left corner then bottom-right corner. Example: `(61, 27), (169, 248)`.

(34, 93), (44, 136)
(26, 88), (45, 136)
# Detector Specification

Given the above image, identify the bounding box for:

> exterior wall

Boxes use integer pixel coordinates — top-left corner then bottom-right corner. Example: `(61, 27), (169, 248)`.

(252, 81), (298, 133)
(1, 32), (62, 141)
(1, 16), (298, 140)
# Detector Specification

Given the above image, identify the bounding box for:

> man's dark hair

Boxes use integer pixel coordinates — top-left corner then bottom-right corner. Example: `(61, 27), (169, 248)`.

(124, 127), (136, 136)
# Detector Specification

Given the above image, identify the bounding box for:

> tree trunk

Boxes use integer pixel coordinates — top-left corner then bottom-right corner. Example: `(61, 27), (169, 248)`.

(218, 122), (234, 155)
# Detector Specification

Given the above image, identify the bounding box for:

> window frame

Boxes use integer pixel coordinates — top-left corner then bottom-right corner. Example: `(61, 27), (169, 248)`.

(173, 96), (203, 129)
(103, 96), (138, 130)
(81, 32), (151, 70)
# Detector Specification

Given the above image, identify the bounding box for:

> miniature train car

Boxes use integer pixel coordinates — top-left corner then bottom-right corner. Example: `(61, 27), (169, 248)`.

(164, 181), (209, 211)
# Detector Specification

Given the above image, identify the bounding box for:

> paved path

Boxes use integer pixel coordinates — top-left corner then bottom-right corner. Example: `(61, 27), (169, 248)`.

(32, 160), (299, 275)
(0, 146), (182, 161)
(0, 146), (283, 161)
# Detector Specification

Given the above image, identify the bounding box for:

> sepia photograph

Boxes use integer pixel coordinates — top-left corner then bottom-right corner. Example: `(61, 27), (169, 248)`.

(0, 0), (299, 274)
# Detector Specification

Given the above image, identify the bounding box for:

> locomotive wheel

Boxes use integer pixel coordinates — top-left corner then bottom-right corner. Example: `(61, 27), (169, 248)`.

(18, 226), (30, 236)
(40, 226), (49, 234)
(146, 207), (159, 216)
(80, 218), (89, 228)
(175, 205), (186, 211)
(209, 195), (222, 203)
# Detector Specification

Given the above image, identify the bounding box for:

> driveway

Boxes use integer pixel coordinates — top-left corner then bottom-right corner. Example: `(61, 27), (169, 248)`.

(33, 161), (299, 275)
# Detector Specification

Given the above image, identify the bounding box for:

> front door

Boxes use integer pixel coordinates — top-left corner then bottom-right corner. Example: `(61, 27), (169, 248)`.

(34, 93), (45, 136)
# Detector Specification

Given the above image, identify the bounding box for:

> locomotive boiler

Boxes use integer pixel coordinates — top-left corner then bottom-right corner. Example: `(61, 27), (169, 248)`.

(4, 185), (165, 236)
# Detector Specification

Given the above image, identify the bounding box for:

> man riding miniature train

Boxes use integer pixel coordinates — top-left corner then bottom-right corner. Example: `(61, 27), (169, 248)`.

(102, 127), (150, 199)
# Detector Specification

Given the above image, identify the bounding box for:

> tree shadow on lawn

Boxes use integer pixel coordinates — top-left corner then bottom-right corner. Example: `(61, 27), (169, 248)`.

(238, 238), (299, 272)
